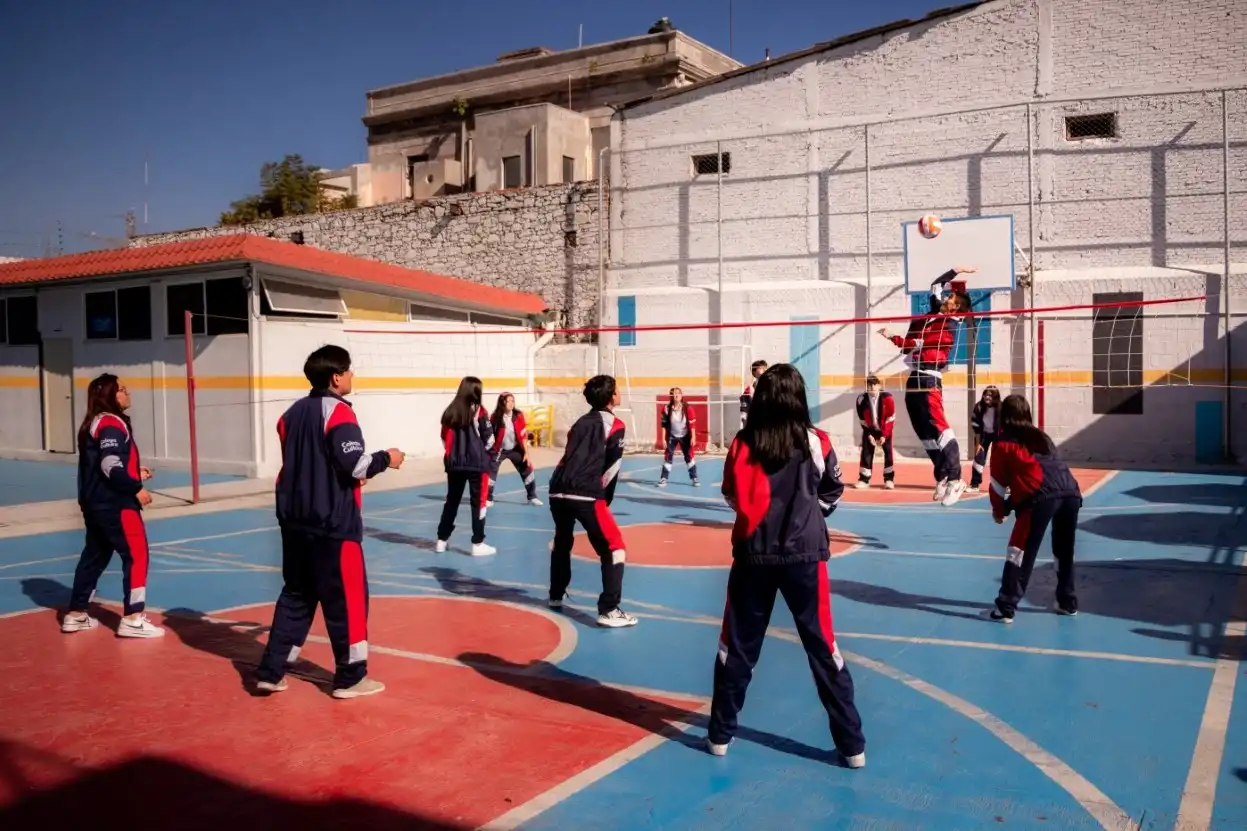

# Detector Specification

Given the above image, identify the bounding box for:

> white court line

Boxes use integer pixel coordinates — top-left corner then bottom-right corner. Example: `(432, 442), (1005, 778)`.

(1080, 469), (1119, 500)
(0, 555), (79, 571)
(150, 526), (276, 548)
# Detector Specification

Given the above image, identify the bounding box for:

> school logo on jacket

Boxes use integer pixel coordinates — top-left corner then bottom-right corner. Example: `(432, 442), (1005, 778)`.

(341, 440), (363, 455)
(100, 438), (119, 450)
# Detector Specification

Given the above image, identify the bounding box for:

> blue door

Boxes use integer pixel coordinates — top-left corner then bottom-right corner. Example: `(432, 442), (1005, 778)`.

(790, 316), (821, 422)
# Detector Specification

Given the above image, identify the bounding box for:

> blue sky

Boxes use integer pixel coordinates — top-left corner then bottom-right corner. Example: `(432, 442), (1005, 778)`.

(0, 0), (937, 256)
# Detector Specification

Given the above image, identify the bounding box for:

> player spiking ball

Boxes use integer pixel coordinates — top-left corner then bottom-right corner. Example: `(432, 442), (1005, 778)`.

(877, 265), (976, 506)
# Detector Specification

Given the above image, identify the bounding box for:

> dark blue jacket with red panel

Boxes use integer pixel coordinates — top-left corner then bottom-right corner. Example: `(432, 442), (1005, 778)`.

(442, 407), (495, 473)
(275, 391), (391, 541)
(890, 270), (963, 374)
(78, 413), (145, 515)
(548, 408), (626, 504)
(722, 429), (846, 566)
(988, 430), (1081, 519)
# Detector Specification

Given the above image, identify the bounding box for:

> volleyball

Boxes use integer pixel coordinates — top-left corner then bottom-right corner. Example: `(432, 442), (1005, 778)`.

(917, 215), (942, 239)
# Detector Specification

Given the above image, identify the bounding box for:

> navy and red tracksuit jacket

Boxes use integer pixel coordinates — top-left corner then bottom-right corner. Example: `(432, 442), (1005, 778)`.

(661, 403), (697, 438)
(855, 392), (895, 440)
(988, 431), (1081, 520)
(548, 408), (626, 505)
(275, 391), (392, 542)
(490, 410), (528, 460)
(442, 407), (494, 473)
(722, 429), (846, 566)
(890, 270), (962, 374)
(78, 413), (145, 515)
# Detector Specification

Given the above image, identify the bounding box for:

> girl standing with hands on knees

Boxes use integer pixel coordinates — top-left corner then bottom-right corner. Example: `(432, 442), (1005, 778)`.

(488, 392), (541, 507)
(658, 386), (700, 488)
(708, 363), (866, 768)
(64, 373), (163, 638)
(436, 376), (497, 557)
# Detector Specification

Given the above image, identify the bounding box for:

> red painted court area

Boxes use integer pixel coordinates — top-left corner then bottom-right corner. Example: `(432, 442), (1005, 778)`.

(0, 597), (704, 829)
(574, 522), (862, 566)
(833, 462), (1110, 504)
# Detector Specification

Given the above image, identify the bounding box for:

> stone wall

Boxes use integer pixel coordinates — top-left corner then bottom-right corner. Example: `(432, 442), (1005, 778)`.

(131, 182), (605, 335)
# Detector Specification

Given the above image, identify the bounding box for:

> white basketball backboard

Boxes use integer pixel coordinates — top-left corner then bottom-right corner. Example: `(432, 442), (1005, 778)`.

(902, 214), (1016, 294)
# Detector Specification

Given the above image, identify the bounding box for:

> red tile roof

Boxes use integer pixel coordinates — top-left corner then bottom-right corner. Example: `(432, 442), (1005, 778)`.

(0, 234), (547, 316)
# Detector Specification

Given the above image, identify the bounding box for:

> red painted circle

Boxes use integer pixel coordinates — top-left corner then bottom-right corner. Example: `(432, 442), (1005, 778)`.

(573, 522), (861, 567)
(0, 596), (703, 828)
(836, 461), (989, 504)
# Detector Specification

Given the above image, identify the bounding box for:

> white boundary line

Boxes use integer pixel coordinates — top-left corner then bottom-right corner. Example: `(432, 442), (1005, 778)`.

(1080, 469), (1120, 499)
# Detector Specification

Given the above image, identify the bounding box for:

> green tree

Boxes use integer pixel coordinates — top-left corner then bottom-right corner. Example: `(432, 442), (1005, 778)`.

(220, 154), (358, 226)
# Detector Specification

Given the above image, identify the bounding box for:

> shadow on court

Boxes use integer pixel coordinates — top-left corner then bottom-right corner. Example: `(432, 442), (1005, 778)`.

(457, 652), (849, 766)
(0, 740), (465, 830)
(20, 577), (123, 632)
(423, 566), (601, 628)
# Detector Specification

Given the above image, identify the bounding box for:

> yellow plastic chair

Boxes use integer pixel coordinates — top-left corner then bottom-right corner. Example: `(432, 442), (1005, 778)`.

(526, 404), (555, 447)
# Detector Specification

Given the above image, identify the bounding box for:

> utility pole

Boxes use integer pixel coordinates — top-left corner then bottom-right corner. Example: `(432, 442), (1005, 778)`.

(124, 210), (137, 239)
(55, 221), (63, 256)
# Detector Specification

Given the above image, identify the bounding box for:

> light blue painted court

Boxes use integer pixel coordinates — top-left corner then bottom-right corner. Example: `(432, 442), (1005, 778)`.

(1, 459), (1244, 829)
(0, 457), (241, 506)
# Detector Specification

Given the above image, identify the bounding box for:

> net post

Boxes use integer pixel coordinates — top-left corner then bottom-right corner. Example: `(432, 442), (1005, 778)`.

(184, 310), (200, 504)
(1036, 318), (1046, 431)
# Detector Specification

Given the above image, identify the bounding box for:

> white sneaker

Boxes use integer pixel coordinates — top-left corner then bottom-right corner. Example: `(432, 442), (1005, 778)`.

(117, 614), (165, 639)
(548, 596), (564, 610)
(932, 479), (950, 502)
(529, 498), (543, 507)
(844, 751), (866, 769)
(597, 608), (639, 628)
(657, 480), (668, 488)
(470, 542), (497, 557)
(941, 480), (967, 507)
(61, 612), (98, 633)
(332, 677), (385, 699)
(692, 478), (701, 487)
(706, 737), (732, 757)
(434, 539), (448, 553)
(854, 480), (869, 490)
(255, 678), (288, 693)
(486, 500), (495, 508)
(883, 481), (895, 490)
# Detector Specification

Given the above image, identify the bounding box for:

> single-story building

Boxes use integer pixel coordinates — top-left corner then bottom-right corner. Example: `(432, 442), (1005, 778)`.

(0, 235), (548, 478)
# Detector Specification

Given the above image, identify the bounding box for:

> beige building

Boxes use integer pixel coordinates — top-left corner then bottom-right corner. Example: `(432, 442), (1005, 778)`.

(358, 20), (739, 205)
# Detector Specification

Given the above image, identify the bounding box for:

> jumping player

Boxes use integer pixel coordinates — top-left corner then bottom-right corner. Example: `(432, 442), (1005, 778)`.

(968, 385), (1001, 493)
(878, 265), (975, 506)
(658, 386), (700, 487)
(63, 374), (162, 638)
(708, 363), (865, 768)
(986, 394), (1081, 623)
(739, 359), (768, 428)
(487, 392), (541, 507)
(258, 345), (405, 698)
(547, 374), (636, 628)
(436, 376), (497, 557)
(854, 374), (895, 490)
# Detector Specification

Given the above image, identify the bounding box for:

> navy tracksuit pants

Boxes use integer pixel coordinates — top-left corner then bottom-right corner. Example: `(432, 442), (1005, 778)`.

(489, 448), (537, 501)
(258, 528), (371, 690)
(709, 560), (865, 757)
(994, 496), (1081, 617)
(660, 433), (698, 483)
(904, 371), (962, 484)
(969, 434), (996, 488)
(549, 498), (626, 615)
(70, 508), (151, 616)
(438, 471), (490, 545)
(857, 432), (894, 483)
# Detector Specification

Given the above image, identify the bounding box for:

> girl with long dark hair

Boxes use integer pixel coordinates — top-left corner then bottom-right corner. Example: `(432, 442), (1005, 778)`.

(657, 386), (699, 487)
(64, 373), (163, 638)
(709, 364), (866, 768)
(985, 394), (1082, 623)
(436, 376), (496, 556)
(967, 385), (1001, 493)
(487, 392), (541, 507)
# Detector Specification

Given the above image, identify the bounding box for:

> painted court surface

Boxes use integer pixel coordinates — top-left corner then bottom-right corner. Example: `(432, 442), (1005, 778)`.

(0, 458), (1244, 829)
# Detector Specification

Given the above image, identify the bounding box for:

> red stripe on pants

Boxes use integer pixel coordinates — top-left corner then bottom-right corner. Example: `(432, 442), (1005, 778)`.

(480, 472), (490, 514)
(816, 561), (836, 647)
(120, 509), (149, 594)
(593, 500), (626, 552)
(1008, 509), (1034, 551)
(339, 541), (367, 649)
(926, 388), (950, 434)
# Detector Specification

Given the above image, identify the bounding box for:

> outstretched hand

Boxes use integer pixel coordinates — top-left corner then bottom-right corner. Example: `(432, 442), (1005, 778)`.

(954, 265), (978, 274)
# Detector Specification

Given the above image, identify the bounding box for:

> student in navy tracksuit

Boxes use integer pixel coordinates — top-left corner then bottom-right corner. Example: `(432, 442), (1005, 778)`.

(878, 266), (974, 506)
(487, 391), (541, 507)
(708, 363), (866, 768)
(547, 375), (635, 628)
(63, 373), (163, 638)
(658, 386), (700, 487)
(436, 376), (497, 557)
(738, 359), (768, 429)
(986, 394), (1082, 623)
(854, 374), (896, 490)
(257, 345), (405, 698)
(968, 385), (1001, 492)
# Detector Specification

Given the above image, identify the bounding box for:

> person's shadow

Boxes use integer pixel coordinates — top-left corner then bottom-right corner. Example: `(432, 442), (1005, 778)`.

(422, 566), (600, 628)
(20, 578), (125, 632)
(458, 651), (854, 766)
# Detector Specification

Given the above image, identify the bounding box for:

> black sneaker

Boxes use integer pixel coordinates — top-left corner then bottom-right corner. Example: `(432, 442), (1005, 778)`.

(984, 608), (1014, 624)
(1053, 603), (1078, 616)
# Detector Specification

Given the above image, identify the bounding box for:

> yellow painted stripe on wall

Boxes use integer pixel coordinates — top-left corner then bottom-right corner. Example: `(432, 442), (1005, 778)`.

(0, 376), (40, 389)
